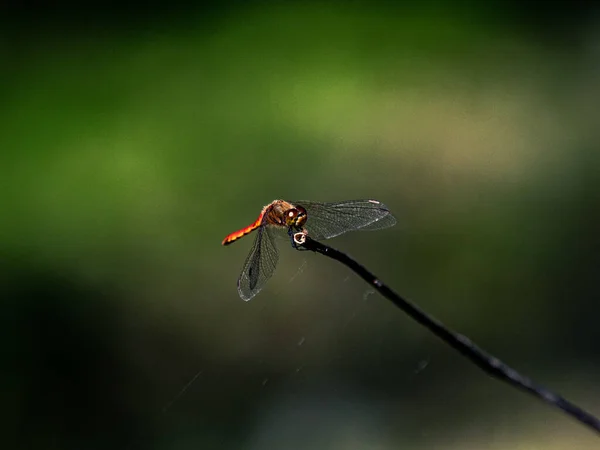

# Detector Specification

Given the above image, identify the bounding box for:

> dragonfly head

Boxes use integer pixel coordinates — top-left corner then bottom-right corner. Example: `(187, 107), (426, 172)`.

(284, 205), (307, 229)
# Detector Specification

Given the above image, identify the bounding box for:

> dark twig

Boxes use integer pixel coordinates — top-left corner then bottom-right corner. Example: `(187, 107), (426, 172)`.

(297, 234), (600, 436)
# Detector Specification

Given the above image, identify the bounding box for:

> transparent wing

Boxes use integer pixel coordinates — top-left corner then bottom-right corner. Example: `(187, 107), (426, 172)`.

(292, 199), (396, 241)
(237, 225), (279, 301)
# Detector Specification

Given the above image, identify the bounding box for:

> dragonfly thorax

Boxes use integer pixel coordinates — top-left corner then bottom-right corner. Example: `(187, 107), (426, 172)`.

(263, 200), (307, 229)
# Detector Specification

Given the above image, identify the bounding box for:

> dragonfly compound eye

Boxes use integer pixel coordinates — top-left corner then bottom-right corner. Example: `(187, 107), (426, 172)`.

(285, 208), (306, 227)
(294, 206), (308, 228)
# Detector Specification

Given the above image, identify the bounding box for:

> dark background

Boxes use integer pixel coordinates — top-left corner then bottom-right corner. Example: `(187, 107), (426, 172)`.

(2, 1), (600, 449)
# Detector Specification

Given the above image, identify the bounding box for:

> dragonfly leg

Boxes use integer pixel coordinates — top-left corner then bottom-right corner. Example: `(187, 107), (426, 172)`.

(287, 228), (295, 247)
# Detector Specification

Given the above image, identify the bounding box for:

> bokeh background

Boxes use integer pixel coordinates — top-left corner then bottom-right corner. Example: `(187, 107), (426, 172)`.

(3, 1), (600, 449)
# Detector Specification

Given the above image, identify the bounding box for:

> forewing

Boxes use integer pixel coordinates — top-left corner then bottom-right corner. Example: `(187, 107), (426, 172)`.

(237, 226), (279, 301)
(293, 199), (396, 240)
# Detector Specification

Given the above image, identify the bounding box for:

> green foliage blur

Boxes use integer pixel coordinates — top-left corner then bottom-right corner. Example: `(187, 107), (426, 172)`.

(3, 2), (600, 449)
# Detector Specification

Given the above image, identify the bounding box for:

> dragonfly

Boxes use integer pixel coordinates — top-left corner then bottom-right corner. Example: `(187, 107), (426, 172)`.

(222, 199), (396, 301)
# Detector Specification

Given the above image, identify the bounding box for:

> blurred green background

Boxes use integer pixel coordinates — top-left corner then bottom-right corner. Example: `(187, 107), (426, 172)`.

(3, 1), (600, 449)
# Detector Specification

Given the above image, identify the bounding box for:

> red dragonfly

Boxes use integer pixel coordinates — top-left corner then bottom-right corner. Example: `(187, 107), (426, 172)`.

(222, 199), (396, 301)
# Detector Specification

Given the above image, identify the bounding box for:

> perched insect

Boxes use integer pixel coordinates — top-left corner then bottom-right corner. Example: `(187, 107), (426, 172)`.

(222, 199), (396, 301)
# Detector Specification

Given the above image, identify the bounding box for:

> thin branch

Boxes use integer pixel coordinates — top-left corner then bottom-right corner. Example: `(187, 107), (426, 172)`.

(297, 235), (600, 436)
